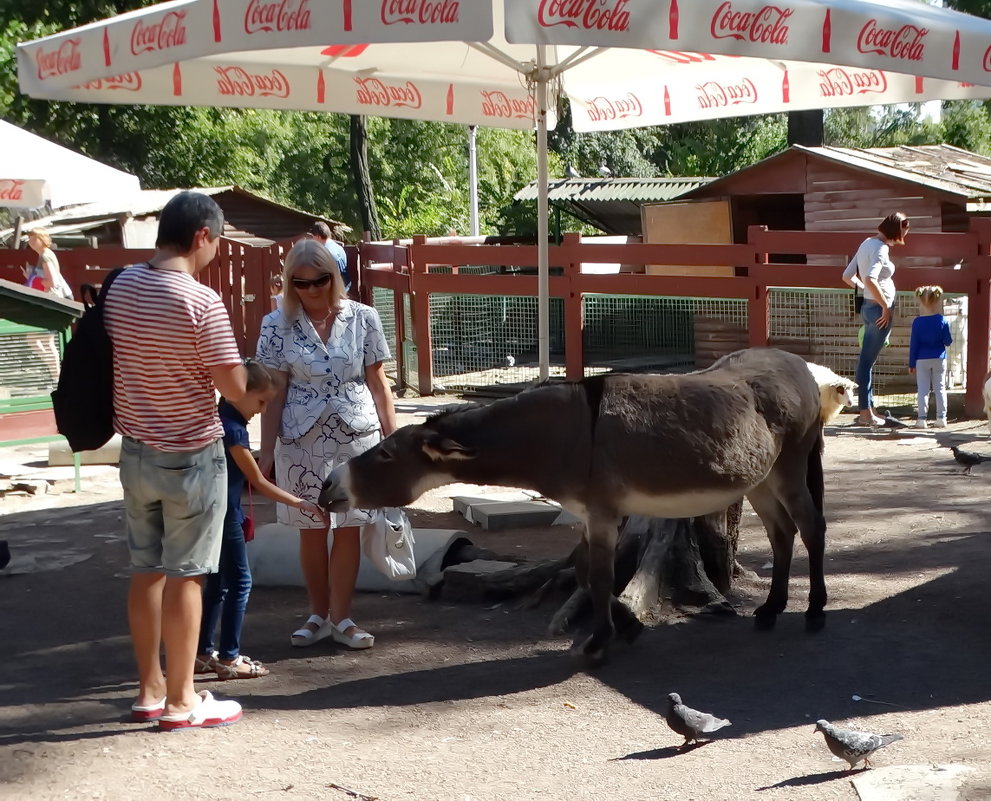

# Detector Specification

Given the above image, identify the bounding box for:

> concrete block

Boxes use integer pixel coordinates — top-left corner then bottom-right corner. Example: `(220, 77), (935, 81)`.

(470, 501), (563, 531)
(442, 559), (519, 602)
(48, 434), (122, 467)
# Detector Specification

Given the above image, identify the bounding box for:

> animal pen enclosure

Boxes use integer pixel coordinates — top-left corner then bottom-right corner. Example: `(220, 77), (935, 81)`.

(361, 223), (991, 417)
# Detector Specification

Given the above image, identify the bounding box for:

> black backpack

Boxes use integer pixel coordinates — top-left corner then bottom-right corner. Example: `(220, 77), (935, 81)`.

(52, 267), (126, 452)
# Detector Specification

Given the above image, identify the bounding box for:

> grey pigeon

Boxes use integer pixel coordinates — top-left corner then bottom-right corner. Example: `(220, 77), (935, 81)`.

(666, 692), (731, 746)
(565, 164), (580, 178)
(950, 445), (984, 475)
(882, 410), (908, 429)
(598, 163), (613, 177)
(815, 719), (903, 770)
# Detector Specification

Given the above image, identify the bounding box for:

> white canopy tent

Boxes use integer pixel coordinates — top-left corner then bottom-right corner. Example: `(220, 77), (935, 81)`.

(0, 120), (141, 211)
(18, 0), (991, 376)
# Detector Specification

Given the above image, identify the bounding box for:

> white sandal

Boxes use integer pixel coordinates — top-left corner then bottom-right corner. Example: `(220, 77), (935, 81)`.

(331, 618), (375, 650)
(290, 614), (333, 647)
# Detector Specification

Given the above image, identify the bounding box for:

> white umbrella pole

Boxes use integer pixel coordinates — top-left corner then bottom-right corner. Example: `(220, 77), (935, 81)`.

(536, 48), (550, 382)
(468, 125), (480, 237)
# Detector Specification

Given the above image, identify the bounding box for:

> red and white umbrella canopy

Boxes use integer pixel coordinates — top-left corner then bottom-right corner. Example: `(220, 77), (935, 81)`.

(16, 0), (991, 131)
(18, 0), (991, 377)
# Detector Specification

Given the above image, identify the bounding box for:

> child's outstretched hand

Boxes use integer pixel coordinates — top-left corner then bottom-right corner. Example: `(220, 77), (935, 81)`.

(297, 499), (329, 526)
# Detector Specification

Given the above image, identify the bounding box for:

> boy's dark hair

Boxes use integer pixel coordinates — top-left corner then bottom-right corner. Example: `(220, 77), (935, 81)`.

(244, 358), (274, 393)
(877, 212), (909, 244)
(307, 221), (332, 240)
(156, 191), (225, 251)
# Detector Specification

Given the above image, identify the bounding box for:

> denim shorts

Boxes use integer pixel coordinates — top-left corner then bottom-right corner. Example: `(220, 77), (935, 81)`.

(119, 437), (227, 577)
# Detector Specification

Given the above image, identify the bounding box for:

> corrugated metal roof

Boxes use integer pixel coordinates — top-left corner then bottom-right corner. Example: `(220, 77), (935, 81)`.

(514, 176), (714, 202)
(793, 144), (991, 199)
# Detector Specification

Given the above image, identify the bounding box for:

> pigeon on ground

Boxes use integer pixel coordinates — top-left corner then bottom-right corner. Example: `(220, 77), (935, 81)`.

(666, 692), (731, 746)
(815, 719), (903, 770)
(950, 445), (985, 475)
(882, 410), (908, 429)
(565, 164), (580, 178)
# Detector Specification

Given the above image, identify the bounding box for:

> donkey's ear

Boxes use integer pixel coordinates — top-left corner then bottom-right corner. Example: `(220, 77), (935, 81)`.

(422, 432), (475, 462)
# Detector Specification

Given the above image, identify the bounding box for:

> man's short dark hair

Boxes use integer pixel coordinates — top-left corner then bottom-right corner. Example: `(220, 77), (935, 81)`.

(156, 191), (225, 251)
(307, 221), (332, 240)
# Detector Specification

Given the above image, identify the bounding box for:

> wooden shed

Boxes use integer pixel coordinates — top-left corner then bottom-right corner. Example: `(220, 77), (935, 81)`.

(639, 144), (991, 390)
(0, 186), (349, 249)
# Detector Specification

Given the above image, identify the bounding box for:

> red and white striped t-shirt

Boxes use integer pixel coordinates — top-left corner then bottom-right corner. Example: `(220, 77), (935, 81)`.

(104, 263), (241, 452)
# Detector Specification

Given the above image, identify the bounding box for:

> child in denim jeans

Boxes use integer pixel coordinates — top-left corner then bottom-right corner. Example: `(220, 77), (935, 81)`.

(196, 360), (326, 679)
(909, 285), (953, 429)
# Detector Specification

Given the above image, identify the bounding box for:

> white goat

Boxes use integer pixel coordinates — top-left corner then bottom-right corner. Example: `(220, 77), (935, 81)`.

(806, 362), (857, 425)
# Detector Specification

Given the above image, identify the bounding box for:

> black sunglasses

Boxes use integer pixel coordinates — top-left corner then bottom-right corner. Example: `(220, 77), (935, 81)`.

(291, 274), (332, 290)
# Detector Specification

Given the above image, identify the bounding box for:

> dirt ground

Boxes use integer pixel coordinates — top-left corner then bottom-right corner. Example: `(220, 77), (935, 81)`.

(3, 405), (991, 801)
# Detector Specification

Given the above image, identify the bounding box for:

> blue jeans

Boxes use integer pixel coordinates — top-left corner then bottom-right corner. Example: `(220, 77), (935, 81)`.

(198, 519), (252, 660)
(856, 301), (892, 411)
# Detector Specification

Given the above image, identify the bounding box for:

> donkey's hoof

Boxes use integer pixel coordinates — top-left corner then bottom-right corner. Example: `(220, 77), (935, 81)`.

(804, 610), (826, 632)
(753, 610), (778, 631)
(617, 616), (644, 644)
(572, 634), (610, 668)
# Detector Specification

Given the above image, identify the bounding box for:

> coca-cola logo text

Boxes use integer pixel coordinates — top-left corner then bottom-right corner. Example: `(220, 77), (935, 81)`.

(380, 0), (460, 25)
(81, 72), (144, 91)
(215, 66), (291, 98)
(35, 39), (81, 80)
(131, 11), (187, 55)
(696, 79), (757, 109)
(710, 2), (791, 45)
(244, 0), (311, 34)
(0, 180), (25, 202)
(585, 93), (643, 122)
(354, 77), (422, 108)
(537, 0), (631, 32)
(818, 68), (887, 97)
(857, 21), (926, 61)
(480, 90), (534, 119)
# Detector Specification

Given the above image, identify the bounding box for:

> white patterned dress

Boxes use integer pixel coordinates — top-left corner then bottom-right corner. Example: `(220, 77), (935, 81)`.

(256, 301), (391, 529)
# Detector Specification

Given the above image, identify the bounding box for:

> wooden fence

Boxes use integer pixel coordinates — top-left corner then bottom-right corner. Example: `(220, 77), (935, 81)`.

(3, 222), (991, 416)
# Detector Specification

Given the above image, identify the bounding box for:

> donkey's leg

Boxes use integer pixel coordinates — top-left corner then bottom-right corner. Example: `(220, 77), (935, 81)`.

(746, 484), (797, 630)
(772, 454), (827, 630)
(579, 512), (621, 665)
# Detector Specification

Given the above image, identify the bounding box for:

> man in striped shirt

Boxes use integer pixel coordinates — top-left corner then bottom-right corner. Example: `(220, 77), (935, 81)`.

(105, 191), (248, 731)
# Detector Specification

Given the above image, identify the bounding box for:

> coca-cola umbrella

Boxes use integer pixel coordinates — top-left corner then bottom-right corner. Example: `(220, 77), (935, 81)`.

(17, 0), (991, 378)
(0, 120), (141, 211)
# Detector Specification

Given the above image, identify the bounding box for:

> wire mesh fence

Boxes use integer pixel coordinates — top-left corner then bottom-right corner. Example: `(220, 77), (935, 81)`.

(582, 295), (747, 376)
(371, 287), (397, 380)
(390, 286), (969, 407)
(0, 327), (60, 400)
(427, 292), (565, 390)
(769, 288), (967, 413)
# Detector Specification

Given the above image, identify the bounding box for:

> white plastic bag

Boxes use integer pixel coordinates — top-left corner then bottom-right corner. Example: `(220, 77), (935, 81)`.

(361, 508), (416, 581)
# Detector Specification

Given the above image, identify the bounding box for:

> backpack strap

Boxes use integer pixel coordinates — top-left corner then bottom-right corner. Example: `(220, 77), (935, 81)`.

(79, 265), (127, 310)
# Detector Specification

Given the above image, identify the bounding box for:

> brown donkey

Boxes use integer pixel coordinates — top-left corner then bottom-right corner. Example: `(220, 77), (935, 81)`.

(320, 347), (827, 664)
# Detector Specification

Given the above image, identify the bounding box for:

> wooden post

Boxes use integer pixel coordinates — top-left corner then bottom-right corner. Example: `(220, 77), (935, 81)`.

(561, 233), (585, 381)
(965, 219), (991, 417)
(410, 235), (433, 395)
(747, 226), (770, 348)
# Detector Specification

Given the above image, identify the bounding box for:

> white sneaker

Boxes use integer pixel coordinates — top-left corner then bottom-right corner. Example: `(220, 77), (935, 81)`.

(915, 420), (928, 429)
(934, 418), (948, 428)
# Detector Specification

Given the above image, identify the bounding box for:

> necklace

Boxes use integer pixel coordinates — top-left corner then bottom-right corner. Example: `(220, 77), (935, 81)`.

(307, 308), (334, 327)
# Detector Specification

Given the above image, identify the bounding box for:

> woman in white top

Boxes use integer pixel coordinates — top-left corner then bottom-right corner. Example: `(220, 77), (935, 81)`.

(24, 229), (73, 299)
(842, 212), (910, 426)
(257, 239), (396, 651)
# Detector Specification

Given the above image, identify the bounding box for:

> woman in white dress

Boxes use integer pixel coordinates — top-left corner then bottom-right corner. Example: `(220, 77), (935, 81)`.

(257, 239), (396, 649)
(25, 229), (73, 299)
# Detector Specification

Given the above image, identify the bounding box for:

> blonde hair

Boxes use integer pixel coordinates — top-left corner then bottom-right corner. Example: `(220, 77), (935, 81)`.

(28, 229), (52, 249)
(281, 238), (346, 319)
(915, 285), (944, 308)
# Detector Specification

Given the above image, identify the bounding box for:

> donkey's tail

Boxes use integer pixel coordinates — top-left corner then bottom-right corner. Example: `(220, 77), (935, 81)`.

(806, 426), (825, 514)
